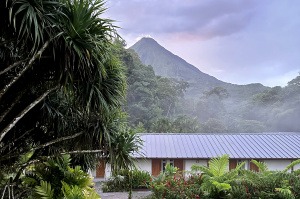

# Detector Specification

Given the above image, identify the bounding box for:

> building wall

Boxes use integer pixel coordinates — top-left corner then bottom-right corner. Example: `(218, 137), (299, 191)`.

(264, 160), (292, 171)
(105, 163), (112, 178)
(135, 159), (152, 174)
(185, 159), (207, 172)
(92, 158), (300, 180)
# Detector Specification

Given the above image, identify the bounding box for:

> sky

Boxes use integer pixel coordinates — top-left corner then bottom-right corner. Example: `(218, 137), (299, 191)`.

(104, 0), (300, 87)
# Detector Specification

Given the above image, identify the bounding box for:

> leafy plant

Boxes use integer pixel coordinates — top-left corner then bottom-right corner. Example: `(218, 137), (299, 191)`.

(284, 159), (300, 173)
(22, 155), (99, 199)
(164, 163), (179, 177)
(109, 130), (142, 175)
(147, 157), (300, 199)
(191, 155), (245, 198)
(148, 170), (203, 199)
(102, 169), (151, 192)
(35, 181), (54, 199)
(61, 182), (100, 199)
(250, 159), (268, 172)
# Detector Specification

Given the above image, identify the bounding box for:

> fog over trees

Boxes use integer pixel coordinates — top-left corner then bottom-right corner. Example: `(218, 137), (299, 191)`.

(118, 39), (300, 133)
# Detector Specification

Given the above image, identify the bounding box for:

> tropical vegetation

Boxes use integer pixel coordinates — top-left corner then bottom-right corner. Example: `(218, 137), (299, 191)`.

(21, 155), (99, 199)
(147, 155), (300, 199)
(114, 43), (200, 132)
(0, 0), (140, 197)
(102, 169), (151, 192)
(130, 38), (300, 133)
(113, 38), (300, 133)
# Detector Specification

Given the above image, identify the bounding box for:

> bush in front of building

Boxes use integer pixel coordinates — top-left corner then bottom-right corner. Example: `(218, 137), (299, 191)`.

(148, 156), (300, 199)
(149, 173), (204, 199)
(229, 170), (300, 199)
(102, 169), (151, 192)
(147, 163), (204, 198)
(19, 155), (100, 199)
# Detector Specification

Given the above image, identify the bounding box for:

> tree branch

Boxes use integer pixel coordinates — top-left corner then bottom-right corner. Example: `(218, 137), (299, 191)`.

(0, 91), (25, 123)
(0, 87), (56, 142)
(0, 59), (28, 76)
(0, 41), (49, 100)
(61, 150), (104, 155)
(31, 132), (84, 151)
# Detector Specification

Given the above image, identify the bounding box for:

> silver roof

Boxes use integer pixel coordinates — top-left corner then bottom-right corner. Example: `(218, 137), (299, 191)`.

(134, 133), (300, 159)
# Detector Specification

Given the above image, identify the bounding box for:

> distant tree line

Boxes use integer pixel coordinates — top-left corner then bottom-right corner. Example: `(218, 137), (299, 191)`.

(116, 42), (300, 133)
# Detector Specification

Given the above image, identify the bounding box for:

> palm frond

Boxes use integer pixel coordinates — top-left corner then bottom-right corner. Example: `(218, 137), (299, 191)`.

(284, 159), (300, 172)
(9, 0), (61, 53)
(208, 155), (229, 177)
(35, 180), (54, 199)
(251, 160), (268, 172)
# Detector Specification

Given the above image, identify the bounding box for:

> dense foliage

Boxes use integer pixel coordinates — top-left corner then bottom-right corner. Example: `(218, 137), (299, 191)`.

(102, 169), (151, 192)
(114, 43), (198, 132)
(130, 38), (300, 133)
(147, 156), (300, 199)
(0, 0), (140, 197)
(114, 38), (300, 133)
(20, 155), (99, 199)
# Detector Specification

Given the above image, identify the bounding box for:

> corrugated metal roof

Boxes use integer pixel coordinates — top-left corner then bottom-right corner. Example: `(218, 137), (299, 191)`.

(133, 133), (300, 159)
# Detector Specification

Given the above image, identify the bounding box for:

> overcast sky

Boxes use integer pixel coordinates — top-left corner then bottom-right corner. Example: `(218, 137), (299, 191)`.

(105, 0), (300, 87)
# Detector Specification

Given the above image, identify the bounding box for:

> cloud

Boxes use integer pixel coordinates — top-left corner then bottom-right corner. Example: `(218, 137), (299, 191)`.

(105, 0), (300, 86)
(106, 0), (258, 39)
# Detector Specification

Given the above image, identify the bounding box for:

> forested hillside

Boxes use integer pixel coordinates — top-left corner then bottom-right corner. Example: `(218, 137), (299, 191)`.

(117, 39), (300, 133)
(114, 42), (198, 132)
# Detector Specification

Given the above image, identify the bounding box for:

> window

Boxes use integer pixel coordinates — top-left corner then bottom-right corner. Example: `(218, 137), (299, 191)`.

(162, 159), (174, 171)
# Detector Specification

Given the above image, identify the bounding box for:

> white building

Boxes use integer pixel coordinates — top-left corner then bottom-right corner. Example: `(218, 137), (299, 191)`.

(92, 132), (300, 179)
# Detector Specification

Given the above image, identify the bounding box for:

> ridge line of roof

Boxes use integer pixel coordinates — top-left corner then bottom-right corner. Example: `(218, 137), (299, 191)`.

(137, 132), (300, 135)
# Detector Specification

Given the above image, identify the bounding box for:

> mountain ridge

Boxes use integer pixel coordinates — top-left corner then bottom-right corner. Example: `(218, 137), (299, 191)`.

(130, 37), (221, 83)
(124, 37), (300, 132)
(130, 37), (267, 98)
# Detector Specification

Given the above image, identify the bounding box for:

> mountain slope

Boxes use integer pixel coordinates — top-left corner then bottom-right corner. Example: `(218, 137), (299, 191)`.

(130, 37), (267, 98)
(126, 38), (300, 132)
(130, 37), (220, 84)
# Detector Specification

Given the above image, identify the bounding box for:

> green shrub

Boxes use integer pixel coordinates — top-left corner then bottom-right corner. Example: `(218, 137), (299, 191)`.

(147, 157), (300, 199)
(149, 173), (204, 199)
(230, 171), (297, 199)
(21, 155), (100, 199)
(131, 169), (152, 189)
(148, 164), (204, 199)
(102, 169), (151, 192)
(102, 175), (126, 192)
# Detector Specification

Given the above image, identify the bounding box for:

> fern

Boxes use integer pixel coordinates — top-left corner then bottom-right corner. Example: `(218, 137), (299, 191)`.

(284, 159), (300, 172)
(62, 181), (100, 199)
(35, 181), (54, 199)
(83, 187), (101, 199)
(207, 155), (229, 177)
(212, 181), (231, 192)
(22, 174), (40, 187)
(275, 187), (295, 199)
(251, 160), (268, 172)
(62, 182), (84, 199)
(225, 162), (246, 178)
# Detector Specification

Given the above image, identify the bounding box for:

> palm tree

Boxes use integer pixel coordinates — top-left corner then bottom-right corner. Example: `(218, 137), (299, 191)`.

(191, 155), (245, 198)
(0, 0), (126, 186)
(109, 129), (142, 175)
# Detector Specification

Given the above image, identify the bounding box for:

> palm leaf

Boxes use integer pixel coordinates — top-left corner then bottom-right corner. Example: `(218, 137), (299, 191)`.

(284, 159), (300, 172)
(208, 155), (229, 177)
(251, 160), (268, 172)
(35, 180), (54, 199)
